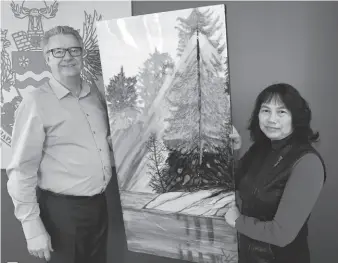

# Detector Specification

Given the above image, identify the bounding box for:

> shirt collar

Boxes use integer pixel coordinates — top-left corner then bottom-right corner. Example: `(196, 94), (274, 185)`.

(48, 76), (91, 100)
(270, 133), (294, 151)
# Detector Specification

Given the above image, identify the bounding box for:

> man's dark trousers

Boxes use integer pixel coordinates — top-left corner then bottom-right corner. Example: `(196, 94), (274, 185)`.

(38, 188), (108, 263)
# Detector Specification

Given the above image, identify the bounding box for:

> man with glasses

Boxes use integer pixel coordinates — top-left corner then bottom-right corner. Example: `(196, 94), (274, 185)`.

(6, 26), (113, 263)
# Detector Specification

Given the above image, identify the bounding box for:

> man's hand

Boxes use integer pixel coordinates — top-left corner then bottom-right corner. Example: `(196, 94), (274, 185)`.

(229, 126), (242, 151)
(27, 232), (53, 261)
(224, 201), (241, 228)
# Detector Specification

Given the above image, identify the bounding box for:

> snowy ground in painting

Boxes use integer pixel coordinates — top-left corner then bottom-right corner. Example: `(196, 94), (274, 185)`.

(120, 189), (238, 263)
(120, 188), (235, 217)
(145, 189), (235, 217)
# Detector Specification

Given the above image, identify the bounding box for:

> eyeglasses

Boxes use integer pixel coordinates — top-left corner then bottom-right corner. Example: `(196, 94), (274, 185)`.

(47, 47), (83, 58)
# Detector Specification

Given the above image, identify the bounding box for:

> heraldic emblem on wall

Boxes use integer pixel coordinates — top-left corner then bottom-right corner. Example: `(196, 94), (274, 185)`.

(1, 0), (103, 147)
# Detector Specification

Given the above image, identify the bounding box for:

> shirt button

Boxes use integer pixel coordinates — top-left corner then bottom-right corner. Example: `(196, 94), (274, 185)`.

(93, 131), (96, 134)
(86, 114), (89, 116)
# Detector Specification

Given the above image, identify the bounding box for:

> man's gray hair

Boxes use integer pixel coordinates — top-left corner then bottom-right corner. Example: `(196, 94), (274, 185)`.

(41, 26), (84, 54)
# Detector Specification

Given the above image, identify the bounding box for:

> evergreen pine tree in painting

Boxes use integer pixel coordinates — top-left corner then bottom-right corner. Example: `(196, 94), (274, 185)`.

(163, 7), (233, 192)
(105, 66), (138, 129)
(137, 49), (175, 116)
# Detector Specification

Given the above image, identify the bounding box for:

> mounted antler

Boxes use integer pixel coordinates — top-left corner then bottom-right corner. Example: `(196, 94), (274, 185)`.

(10, 0), (29, 19)
(39, 0), (58, 19)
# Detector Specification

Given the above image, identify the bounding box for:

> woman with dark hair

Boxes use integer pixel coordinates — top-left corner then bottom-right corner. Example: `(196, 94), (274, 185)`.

(225, 83), (326, 263)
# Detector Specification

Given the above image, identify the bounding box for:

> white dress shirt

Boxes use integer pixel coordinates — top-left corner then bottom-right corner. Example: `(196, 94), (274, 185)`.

(6, 77), (114, 240)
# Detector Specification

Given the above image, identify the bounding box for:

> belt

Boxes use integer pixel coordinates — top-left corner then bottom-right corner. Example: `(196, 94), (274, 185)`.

(38, 188), (104, 200)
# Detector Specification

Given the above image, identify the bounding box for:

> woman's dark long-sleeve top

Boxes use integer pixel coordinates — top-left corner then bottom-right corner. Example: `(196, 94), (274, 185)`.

(234, 134), (326, 263)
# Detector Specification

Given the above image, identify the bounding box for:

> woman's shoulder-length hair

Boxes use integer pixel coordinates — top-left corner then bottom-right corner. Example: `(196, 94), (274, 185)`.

(248, 83), (319, 144)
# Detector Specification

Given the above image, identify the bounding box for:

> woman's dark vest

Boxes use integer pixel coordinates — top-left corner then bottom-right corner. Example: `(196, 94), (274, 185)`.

(236, 136), (326, 263)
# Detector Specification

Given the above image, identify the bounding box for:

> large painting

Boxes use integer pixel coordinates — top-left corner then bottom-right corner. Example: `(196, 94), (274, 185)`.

(0, 0), (131, 168)
(97, 4), (237, 262)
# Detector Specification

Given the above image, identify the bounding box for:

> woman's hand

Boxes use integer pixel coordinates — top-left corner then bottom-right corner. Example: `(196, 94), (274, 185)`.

(224, 201), (241, 228)
(229, 126), (242, 151)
